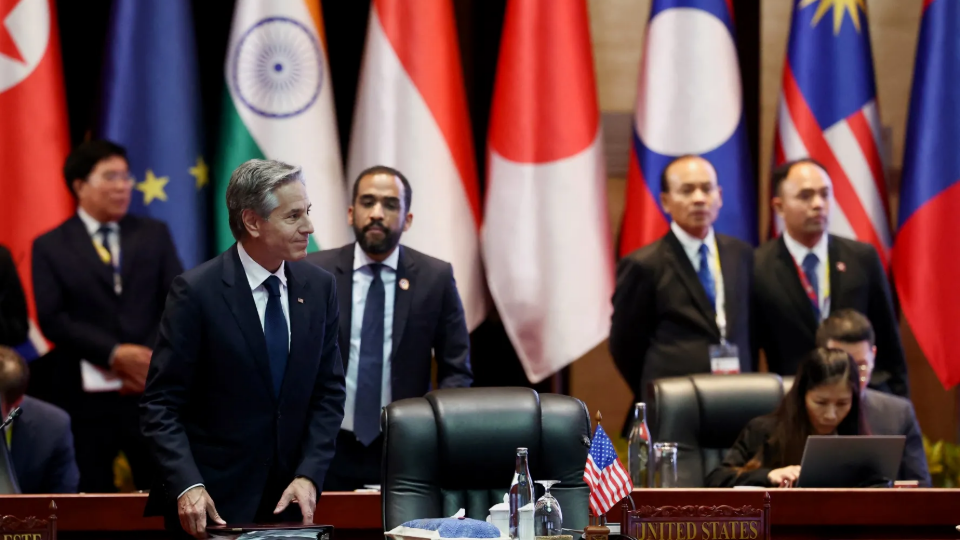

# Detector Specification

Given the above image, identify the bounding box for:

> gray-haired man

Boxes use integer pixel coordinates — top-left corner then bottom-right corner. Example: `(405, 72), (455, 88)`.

(141, 159), (346, 538)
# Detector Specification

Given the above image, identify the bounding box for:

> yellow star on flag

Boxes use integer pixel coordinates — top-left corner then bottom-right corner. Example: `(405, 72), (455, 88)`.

(190, 156), (209, 189)
(800, 0), (866, 34)
(136, 170), (169, 205)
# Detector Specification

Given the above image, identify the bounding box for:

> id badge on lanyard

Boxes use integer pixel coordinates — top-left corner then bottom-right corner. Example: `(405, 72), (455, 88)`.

(707, 243), (739, 374)
(709, 341), (740, 374)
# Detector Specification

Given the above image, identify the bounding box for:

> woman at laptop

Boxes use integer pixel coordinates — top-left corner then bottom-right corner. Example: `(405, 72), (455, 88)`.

(705, 347), (868, 487)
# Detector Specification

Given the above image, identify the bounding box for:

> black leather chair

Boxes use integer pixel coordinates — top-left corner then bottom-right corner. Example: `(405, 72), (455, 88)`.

(647, 373), (787, 487)
(381, 387), (591, 531)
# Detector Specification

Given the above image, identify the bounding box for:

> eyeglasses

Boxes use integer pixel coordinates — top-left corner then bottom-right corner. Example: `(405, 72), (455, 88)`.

(101, 171), (134, 183)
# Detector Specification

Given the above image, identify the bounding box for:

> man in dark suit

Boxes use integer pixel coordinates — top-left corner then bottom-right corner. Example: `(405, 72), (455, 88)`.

(754, 158), (908, 397)
(0, 245), (28, 348)
(141, 159), (346, 538)
(31, 140), (182, 493)
(816, 310), (930, 486)
(306, 165), (472, 491)
(0, 346), (79, 493)
(612, 155), (753, 434)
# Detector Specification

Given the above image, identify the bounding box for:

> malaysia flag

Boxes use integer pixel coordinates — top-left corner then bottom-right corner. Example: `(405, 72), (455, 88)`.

(893, 0), (960, 389)
(773, 0), (892, 264)
(619, 0), (756, 256)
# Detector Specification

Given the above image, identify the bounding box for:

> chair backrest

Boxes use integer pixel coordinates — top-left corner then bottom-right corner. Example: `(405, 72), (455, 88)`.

(0, 501), (57, 540)
(649, 374), (786, 487)
(381, 387), (591, 532)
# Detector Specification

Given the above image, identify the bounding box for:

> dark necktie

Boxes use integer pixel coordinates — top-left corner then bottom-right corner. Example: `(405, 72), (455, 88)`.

(355, 264), (385, 446)
(262, 275), (288, 397)
(97, 226), (114, 265)
(802, 253), (820, 320)
(98, 225), (121, 295)
(697, 243), (716, 309)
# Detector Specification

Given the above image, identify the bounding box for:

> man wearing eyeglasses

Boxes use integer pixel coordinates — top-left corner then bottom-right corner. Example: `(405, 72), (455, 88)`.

(816, 309), (931, 486)
(31, 140), (183, 493)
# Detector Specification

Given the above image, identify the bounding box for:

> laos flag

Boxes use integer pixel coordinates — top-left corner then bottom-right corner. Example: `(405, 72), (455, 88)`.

(893, 0), (960, 389)
(619, 0), (755, 257)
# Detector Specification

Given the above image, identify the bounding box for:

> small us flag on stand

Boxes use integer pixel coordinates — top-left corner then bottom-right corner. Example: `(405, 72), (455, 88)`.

(583, 424), (634, 517)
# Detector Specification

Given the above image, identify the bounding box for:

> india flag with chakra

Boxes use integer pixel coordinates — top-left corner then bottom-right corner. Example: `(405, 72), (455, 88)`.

(214, 0), (351, 252)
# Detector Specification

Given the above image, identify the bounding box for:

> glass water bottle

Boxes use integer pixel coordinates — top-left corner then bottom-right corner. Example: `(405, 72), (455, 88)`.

(627, 402), (651, 487)
(508, 447), (534, 539)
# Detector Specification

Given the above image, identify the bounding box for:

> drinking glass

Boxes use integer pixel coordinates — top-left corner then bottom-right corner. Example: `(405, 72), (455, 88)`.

(653, 442), (679, 488)
(533, 480), (562, 536)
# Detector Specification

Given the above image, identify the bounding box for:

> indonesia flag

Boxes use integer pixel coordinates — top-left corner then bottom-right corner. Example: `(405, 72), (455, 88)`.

(894, 0), (960, 389)
(773, 0), (891, 264)
(619, 0), (756, 256)
(483, 0), (613, 383)
(348, 0), (486, 330)
(0, 0), (74, 357)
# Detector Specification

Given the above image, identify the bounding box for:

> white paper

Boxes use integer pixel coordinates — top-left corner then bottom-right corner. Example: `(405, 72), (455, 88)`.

(81, 360), (123, 392)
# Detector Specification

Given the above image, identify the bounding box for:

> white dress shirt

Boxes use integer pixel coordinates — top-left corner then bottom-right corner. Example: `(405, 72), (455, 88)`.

(783, 231), (830, 318)
(341, 242), (398, 434)
(237, 242), (291, 348)
(671, 222), (727, 339)
(77, 207), (124, 388)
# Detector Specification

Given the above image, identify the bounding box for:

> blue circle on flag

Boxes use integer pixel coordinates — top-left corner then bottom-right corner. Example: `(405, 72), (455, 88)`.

(231, 17), (323, 119)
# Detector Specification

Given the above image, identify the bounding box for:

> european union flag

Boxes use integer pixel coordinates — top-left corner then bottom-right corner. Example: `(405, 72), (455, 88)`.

(100, 0), (207, 269)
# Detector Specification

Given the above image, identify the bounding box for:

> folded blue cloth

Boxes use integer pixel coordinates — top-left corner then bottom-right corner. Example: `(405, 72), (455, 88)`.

(400, 518), (501, 538)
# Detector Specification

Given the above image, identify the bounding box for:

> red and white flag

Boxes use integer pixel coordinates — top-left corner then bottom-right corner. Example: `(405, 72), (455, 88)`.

(482, 0), (614, 383)
(0, 0), (74, 355)
(348, 0), (486, 330)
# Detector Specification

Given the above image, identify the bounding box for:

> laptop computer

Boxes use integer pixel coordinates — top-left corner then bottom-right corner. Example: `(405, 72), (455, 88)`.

(796, 435), (905, 488)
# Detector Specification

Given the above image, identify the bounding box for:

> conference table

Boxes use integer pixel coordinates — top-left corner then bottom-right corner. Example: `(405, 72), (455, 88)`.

(1, 489), (958, 539)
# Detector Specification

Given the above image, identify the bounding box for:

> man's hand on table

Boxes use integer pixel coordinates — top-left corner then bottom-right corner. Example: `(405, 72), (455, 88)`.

(178, 485), (226, 539)
(275, 476), (317, 524)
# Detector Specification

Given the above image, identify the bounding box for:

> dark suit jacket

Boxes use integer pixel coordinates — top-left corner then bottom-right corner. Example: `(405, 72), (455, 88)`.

(863, 389), (931, 486)
(0, 245), (28, 347)
(753, 235), (908, 397)
(9, 396), (80, 493)
(140, 244), (346, 524)
(30, 214), (182, 408)
(611, 230), (753, 433)
(306, 244), (471, 402)
(705, 415), (779, 487)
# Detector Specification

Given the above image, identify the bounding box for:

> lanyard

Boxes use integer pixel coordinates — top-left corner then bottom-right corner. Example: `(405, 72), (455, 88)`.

(793, 254), (830, 319)
(706, 237), (727, 341)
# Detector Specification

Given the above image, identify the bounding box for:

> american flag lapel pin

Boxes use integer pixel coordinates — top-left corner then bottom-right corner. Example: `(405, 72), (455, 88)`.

(836, 262), (846, 272)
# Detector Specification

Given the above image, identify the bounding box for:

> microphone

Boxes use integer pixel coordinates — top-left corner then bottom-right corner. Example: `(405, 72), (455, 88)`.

(0, 407), (21, 431)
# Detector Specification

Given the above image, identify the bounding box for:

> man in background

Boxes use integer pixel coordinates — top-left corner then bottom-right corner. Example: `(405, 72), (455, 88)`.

(0, 345), (79, 493)
(307, 165), (472, 491)
(611, 155), (753, 435)
(816, 310), (930, 486)
(0, 245), (28, 348)
(754, 158), (908, 397)
(32, 140), (183, 492)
